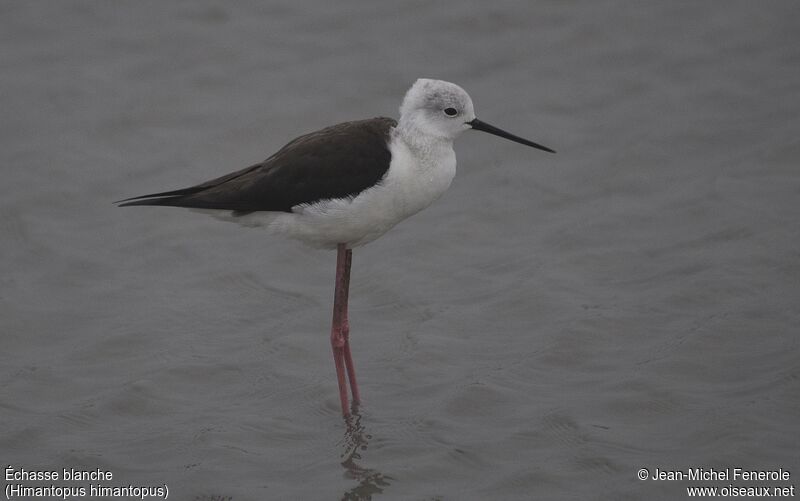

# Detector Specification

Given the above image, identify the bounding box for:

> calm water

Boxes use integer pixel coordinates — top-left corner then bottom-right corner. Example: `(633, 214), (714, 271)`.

(2, 2), (798, 500)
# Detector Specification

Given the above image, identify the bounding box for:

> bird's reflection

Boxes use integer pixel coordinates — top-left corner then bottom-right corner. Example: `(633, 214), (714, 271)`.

(339, 405), (393, 500)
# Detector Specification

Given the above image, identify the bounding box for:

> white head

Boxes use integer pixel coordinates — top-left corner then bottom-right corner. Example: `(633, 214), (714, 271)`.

(398, 78), (556, 153)
(398, 79), (476, 140)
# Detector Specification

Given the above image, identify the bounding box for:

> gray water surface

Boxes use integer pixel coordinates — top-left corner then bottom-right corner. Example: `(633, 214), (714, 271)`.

(2, 2), (798, 500)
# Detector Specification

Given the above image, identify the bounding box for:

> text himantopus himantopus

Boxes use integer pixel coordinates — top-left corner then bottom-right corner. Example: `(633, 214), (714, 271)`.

(118, 79), (555, 416)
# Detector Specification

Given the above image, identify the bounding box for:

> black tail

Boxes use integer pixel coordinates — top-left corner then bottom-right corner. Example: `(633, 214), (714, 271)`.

(116, 196), (187, 207)
(115, 162), (264, 208)
(115, 186), (208, 206)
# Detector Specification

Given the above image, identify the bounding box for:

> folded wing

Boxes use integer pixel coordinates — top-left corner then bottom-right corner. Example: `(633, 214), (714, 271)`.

(117, 117), (397, 213)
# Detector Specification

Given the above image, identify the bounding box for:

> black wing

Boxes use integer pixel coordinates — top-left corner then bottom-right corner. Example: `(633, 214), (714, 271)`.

(117, 117), (397, 213)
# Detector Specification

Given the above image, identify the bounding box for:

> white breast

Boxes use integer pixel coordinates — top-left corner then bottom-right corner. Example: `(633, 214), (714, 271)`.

(247, 130), (457, 249)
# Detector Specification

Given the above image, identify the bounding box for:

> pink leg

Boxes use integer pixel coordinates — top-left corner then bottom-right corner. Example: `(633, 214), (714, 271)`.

(331, 244), (359, 415)
(340, 249), (360, 404)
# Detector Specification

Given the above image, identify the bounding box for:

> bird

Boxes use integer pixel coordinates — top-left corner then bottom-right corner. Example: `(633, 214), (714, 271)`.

(117, 78), (555, 416)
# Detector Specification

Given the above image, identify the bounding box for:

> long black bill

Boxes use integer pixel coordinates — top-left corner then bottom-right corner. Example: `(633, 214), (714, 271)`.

(468, 118), (555, 153)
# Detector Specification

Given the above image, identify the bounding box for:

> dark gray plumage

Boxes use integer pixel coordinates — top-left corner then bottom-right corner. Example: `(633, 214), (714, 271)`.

(118, 117), (397, 214)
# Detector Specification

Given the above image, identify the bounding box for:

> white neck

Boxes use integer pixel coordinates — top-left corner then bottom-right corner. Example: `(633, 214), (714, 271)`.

(396, 119), (454, 159)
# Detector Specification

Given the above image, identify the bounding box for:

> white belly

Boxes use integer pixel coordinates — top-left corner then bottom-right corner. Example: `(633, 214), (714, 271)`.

(233, 134), (457, 249)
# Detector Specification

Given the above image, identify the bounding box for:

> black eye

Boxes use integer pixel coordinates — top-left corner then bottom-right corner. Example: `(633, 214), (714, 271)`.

(443, 107), (458, 117)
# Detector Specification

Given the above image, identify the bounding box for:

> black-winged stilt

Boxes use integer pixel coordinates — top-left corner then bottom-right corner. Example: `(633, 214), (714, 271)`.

(118, 78), (554, 416)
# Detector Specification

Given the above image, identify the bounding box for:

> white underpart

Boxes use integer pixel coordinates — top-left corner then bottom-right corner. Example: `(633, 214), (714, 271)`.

(228, 129), (457, 249)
